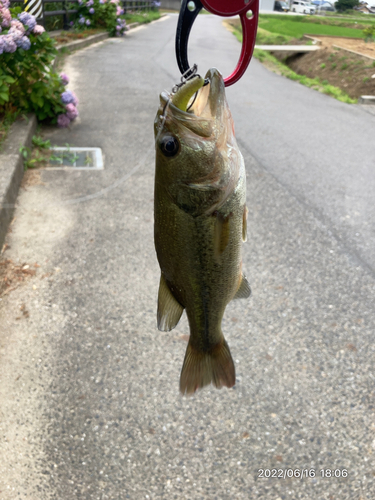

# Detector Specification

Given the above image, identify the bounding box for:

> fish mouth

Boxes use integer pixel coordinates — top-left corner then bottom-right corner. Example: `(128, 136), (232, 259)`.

(156, 68), (228, 139)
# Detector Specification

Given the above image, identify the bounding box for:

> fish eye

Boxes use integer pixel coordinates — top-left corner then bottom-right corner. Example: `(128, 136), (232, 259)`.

(159, 135), (180, 158)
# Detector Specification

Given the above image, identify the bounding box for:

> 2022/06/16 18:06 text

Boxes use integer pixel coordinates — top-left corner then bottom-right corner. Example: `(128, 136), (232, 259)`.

(257, 469), (349, 479)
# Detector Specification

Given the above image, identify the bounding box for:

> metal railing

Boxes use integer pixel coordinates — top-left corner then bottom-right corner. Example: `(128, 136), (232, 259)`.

(10, 0), (156, 29)
(123, 1), (155, 12)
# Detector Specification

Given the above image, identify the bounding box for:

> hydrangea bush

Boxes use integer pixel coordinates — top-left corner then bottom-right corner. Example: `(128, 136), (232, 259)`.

(0, 1), (78, 126)
(75, 0), (127, 36)
(57, 74), (79, 127)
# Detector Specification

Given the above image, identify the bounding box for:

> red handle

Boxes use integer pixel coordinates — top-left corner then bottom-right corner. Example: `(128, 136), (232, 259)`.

(201, 0), (259, 86)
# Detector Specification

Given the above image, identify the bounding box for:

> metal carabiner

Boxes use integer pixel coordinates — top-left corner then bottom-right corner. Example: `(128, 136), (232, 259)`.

(175, 0), (259, 87)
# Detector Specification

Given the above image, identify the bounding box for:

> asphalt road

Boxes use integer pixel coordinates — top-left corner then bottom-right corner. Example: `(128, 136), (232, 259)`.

(1, 13), (375, 500)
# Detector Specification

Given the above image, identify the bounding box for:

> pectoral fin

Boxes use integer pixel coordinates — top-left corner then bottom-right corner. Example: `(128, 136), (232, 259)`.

(233, 274), (251, 300)
(157, 274), (184, 331)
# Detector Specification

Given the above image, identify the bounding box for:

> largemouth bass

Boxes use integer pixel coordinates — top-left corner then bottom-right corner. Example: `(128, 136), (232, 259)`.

(154, 68), (250, 395)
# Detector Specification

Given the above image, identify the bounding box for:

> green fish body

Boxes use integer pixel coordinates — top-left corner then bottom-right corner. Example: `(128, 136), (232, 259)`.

(154, 68), (250, 395)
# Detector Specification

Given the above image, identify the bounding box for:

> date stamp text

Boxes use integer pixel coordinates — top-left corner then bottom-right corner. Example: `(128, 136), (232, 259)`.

(258, 469), (348, 479)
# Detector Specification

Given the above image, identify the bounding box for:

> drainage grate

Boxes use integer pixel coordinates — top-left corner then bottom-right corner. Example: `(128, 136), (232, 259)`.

(46, 147), (103, 170)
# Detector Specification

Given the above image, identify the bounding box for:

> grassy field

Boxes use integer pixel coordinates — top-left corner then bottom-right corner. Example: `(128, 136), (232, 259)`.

(258, 15), (366, 38)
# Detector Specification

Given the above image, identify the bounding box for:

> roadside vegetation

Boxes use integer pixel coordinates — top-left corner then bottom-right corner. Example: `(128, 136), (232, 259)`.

(51, 10), (160, 45)
(0, 2), (159, 143)
(227, 14), (375, 103)
(254, 48), (357, 103)
(124, 10), (161, 25)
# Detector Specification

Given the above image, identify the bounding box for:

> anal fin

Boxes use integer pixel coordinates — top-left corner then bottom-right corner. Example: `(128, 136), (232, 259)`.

(157, 274), (184, 331)
(233, 274), (251, 300)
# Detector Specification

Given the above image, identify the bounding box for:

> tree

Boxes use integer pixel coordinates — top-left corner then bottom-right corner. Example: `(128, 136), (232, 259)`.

(334, 0), (359, 12)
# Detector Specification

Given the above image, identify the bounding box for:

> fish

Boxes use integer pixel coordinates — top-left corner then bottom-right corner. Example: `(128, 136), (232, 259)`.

(154, 68), (250, 395)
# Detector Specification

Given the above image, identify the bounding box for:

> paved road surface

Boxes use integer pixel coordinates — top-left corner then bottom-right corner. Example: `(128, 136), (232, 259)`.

(1, 14), (375, 500)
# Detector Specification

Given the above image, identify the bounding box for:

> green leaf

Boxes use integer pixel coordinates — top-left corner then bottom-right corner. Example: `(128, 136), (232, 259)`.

(3, 76), (15, 84)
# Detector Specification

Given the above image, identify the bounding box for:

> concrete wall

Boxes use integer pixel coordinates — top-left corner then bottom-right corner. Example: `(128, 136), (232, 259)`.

(160, 0), (181, 10)
(260, 0), (275, 11)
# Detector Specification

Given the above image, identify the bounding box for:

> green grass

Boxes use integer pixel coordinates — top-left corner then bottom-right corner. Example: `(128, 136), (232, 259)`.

(124, 10), (161, 25)
(258, 14), (366, 39)
(255, 26), (293, 45)
(323, 11), (375, 21)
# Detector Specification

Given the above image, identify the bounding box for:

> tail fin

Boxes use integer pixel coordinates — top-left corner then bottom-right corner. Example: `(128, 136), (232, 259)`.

(179, 339), (235, 395)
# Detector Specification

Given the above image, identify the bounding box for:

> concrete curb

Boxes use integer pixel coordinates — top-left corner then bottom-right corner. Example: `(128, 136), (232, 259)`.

(303, 35), (375, 62)
(358, 95), (375, 105)
(332, 44), (375, 62)
(0, 115), (37, 251)
(55, 31), (109, 54)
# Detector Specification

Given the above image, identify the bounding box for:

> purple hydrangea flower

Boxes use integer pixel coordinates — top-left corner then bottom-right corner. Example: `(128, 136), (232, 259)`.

(0, 0), (10, 7)
(33, 24), (45, 35)
(116, 25), (121, 31)
(9, 28), (24, 42)
(89, 7), (94, 14)
(2, 34), (16, 52)
(85, 19), (90, 25)
(61, 90), (74, 104)
(18, 12), (37, 32)
(87, 0), (94, 5)
(17, 35), (31, 50)
(71, 91), (79, 106)
(78, 16), (85, 24)
(57, 114), (71, 128)
(60, 72), (69, 85)
(99, 0), (105, 3)
(0, 36), (5, 55)
(65, 103), (78, 120)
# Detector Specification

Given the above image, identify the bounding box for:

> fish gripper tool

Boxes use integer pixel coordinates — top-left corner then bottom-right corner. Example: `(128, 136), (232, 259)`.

(175, 0), (259, 87)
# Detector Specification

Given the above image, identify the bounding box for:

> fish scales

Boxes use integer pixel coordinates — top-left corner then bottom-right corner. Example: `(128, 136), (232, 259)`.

(154, 68), (251, 395)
